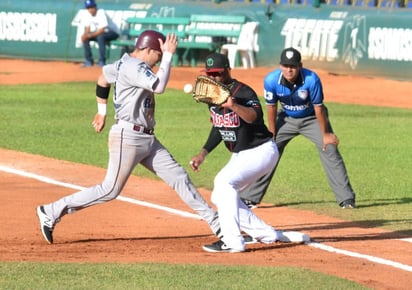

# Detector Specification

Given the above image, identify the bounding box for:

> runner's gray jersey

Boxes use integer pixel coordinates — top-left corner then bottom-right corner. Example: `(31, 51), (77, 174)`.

(103, 53), (158, 129)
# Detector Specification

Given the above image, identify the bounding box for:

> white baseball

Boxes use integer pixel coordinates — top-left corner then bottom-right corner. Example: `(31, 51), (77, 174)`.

(183, 83), (193, 94)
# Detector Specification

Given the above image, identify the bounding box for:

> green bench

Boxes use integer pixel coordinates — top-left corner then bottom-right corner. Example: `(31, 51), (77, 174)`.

(178, 14), (247, 67)
(111, 14), (247, 67)
(127, 16), (190, 38)
(110, 16), (190, 57)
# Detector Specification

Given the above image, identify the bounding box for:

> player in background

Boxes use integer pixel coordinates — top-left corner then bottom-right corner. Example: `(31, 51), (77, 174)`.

(240, 47), (356, 209)
(190, 53), (309, 253)
(36, 30), (221, 244)
(80, 0), (119, 67)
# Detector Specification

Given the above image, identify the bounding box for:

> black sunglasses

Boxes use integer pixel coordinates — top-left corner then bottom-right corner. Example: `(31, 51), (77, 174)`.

(206, 71), (224, 77)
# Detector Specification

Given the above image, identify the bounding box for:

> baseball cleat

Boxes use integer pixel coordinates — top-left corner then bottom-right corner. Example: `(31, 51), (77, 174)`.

(243, 234), (258, 245)
(202, 240), (245, 253)
(36, 206), (54, 244)
(340, 199), (356, 209)
(276, 231), (310, 243)
(240, 198), (258, 209)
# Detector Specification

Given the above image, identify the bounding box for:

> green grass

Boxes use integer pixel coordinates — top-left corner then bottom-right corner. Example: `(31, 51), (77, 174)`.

(0, 82), (410, 288)
(267, 104), (412, 232)
(0, 262), (367, 289)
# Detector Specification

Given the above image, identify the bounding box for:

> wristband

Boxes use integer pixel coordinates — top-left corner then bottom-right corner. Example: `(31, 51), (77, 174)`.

(97, 103), (107, 115)
(162, 51), (173, 62)
(96, 84), (110, 99)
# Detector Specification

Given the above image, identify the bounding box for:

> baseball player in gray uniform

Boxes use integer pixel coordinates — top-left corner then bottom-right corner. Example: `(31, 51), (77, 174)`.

(36, 30), (221, 244)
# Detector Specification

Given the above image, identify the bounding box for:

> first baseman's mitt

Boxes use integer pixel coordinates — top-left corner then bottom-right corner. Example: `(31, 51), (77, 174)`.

(192, 75), (231, 105)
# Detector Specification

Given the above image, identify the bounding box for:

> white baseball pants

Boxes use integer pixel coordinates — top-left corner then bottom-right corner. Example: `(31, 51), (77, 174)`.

(211, 139), (280, 251)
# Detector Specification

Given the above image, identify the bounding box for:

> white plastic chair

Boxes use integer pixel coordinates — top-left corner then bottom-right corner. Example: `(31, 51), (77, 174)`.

(220, 21), (259, 69)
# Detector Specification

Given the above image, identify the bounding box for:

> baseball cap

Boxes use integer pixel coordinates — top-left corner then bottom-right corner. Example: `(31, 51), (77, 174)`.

(84, 0), (97, 8)
(280, 47), (301, 66)
(203, 53), (230, 72)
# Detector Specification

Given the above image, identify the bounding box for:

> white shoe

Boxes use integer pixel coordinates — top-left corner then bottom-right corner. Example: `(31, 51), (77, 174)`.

(276, 231), (310, 243)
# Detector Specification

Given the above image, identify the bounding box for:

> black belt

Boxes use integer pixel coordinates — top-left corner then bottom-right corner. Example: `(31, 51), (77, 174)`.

(115, 119), (154, 135)
(133, 125), (154, 135)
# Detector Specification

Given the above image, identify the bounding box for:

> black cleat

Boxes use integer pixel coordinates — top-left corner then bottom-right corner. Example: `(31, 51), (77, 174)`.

(241, 198), (258, 209)
(202, 240), (244, 253)
(36, 206), (54, 244)
(340, 199), (356, 209)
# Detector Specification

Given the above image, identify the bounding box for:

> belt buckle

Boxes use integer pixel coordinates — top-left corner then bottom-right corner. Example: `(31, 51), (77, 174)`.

(133, 125), (153, 135)
(133, 125), (144, 133)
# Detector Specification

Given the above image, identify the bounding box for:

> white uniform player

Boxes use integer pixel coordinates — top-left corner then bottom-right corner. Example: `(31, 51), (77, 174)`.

(36, 30), (221, 244)
(190, 53), (309, 253)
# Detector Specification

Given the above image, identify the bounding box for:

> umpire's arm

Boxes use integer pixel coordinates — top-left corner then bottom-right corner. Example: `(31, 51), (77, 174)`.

(314, 105), (339, 151)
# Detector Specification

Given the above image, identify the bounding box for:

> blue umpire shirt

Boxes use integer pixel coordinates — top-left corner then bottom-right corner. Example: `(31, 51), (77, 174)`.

(263, 67), (324, 118)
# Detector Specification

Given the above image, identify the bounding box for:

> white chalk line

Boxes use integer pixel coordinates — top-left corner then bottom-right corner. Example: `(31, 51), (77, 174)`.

(0, 165), (202, 220)
(307, 242), (412, 272)
(1, 164), (411, 273)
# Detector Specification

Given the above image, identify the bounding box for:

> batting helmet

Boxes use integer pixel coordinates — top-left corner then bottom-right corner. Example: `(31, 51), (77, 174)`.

(135, 30), (165, 52)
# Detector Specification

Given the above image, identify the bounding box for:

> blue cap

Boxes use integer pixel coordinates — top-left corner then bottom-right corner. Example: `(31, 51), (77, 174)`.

(84, 0), (96, 8)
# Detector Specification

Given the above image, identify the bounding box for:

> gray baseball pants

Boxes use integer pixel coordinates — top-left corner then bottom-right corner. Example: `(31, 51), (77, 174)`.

(44, 123), (220, 235)
(240, 108), (355, 205)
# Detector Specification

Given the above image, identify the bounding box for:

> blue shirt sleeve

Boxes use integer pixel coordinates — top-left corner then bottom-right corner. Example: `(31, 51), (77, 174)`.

(307, 70), (324, 105)
(263, 69), (281, 105)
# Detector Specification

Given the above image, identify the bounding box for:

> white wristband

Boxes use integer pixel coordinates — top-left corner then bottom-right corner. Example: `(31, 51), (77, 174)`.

(162, 51), (173, 62)
(97, 103), (107, 115)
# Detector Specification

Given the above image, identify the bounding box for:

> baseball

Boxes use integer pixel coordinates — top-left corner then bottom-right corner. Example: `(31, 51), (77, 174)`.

(183, 83), (193, 94)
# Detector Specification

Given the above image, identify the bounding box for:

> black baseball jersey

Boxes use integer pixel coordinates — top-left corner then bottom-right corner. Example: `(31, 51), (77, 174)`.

(203, 79), (273, 153)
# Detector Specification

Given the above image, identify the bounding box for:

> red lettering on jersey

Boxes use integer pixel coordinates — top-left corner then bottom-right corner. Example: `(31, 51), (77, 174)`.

(210, 110), (239, 128)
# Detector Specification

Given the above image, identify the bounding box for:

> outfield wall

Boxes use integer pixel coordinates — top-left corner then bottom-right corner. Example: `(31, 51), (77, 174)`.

(1, 0), (411, 80)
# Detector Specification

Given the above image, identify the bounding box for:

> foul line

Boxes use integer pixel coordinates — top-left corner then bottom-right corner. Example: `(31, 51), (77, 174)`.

(0, 165), (202, 220)
(1, 165), (411, 273)
(307, 242), (412, 272)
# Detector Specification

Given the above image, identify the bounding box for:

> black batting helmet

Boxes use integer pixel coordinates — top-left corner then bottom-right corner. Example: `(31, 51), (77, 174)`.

(135, 30), (165, 52)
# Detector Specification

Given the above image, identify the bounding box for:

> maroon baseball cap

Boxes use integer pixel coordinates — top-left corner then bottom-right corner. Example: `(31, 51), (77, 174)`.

(202, 53), (230, 72)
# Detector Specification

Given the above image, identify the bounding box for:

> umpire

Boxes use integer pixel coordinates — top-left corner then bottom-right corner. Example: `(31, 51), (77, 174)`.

(240, 47), (356, 209)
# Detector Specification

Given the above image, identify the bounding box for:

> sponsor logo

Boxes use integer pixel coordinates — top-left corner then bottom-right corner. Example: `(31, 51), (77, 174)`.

(282, 103), (310, 111)
(297, 90), (308, 100)
(281, 15), (411, 69)
(219, 130), (236, 142)
(281, 18), (342, 62)
(0, 12), (58, 42)
(368, 27), (412, 61)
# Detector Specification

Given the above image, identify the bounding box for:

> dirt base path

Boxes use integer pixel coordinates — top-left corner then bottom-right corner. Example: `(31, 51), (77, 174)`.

(0, 59), (411, 289)
(1, 58), (411, 109)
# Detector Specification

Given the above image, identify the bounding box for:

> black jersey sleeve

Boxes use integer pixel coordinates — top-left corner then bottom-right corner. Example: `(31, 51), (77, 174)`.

(233, 83), (264, 124)
(203, 126), (222, 153)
